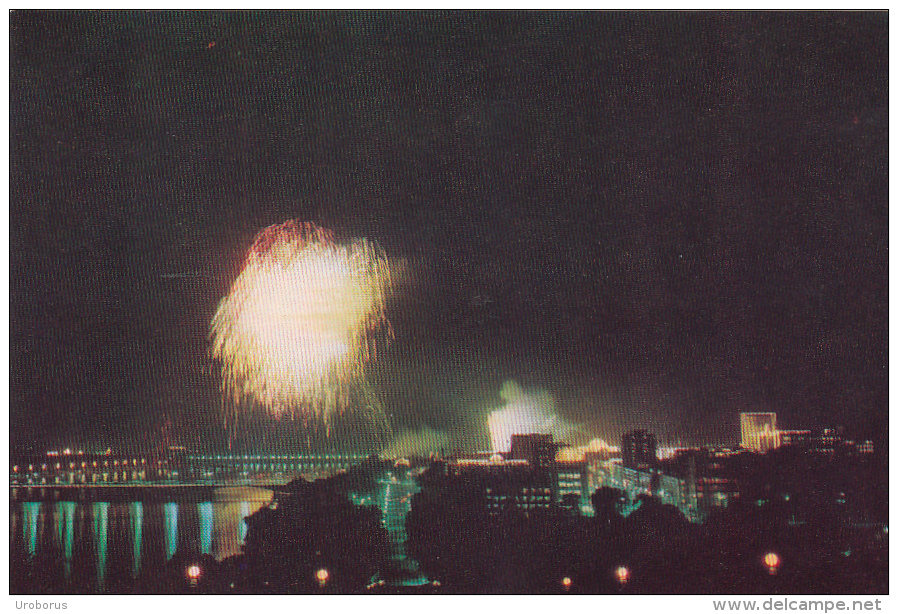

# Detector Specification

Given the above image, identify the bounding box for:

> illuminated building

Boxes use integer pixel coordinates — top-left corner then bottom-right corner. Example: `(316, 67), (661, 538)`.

(601, 462), (693, 513)
(621, 430), (657, 469)
(740, 413), (780, 452)
(594, 446), (741, 520)
(778, 429), (812, 447)
(445, 434), (588, 513)
(778, 427), (874, 457)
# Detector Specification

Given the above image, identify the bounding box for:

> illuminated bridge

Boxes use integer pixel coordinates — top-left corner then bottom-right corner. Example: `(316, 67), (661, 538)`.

(187, 453), (371, 483)
(10, 451), (372, 486)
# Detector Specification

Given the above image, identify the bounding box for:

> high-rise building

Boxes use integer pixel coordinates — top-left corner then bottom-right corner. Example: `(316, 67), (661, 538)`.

(740, 413), (779, 452)
(621, 430), (657, 469)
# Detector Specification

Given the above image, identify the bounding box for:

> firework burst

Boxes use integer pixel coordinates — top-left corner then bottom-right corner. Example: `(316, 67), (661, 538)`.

(210, 221), (393, 434)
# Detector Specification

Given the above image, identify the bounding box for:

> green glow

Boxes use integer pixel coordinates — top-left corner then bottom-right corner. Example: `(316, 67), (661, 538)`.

(61, 502), (75, 580)
(55, 503), (63, 545)
(238, 501), (250, 543)
(164, 503), (178, 560)
(130, 502), (143, 578)
(23, 502), (41, 557)
(198, 502), (213, 555)
(93, 502), (109, 592)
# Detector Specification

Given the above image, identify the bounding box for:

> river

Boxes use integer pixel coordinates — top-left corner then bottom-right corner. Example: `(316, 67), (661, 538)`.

(10, 474), (427, 593)
(10, 485), (273, 593)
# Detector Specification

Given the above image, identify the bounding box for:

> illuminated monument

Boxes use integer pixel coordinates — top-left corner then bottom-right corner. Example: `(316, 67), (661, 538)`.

(740, 412), (780, 453)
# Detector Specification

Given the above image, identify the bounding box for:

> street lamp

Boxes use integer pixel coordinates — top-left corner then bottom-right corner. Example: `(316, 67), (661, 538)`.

(315, 568), (330, 587)
(186, 564), (202, 587)
(561, 576), (573, 590)
(615, 566), (630, 586)
(763, 552), (781, 576)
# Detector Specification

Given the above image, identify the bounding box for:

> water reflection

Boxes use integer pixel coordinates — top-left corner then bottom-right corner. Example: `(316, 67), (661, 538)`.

(92, 502), (109, 591)
(198, 502), (213, 555)
(130, 502), (143, 578)
(10, 487), (272, 593)
(23, 502), (40, 556)
(211, 488), (268, 560)
(59, 502), (76, 579)
(164, 502), (178, 561)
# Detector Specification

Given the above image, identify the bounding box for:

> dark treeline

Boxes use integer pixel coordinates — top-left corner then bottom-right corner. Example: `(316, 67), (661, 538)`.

(404, 454), (888, 594)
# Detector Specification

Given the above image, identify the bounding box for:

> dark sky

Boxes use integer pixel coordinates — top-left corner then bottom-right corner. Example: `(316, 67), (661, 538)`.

(10, 11), (888, 453)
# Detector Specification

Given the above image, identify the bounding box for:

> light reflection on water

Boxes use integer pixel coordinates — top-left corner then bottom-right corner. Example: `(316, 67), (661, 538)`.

(163, 502), (178, 561)
(198, 502), (213, 555)
(130, 502), (142, 578)
(92, 502), (109, 591)
(58, 502), (76, 580)
(10, 487), (272, 592)
(23, 502), (41, 556)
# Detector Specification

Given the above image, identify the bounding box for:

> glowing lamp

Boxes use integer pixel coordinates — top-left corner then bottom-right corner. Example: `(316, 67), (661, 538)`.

(763, 552), (781, 575)
(561, 576), (573, 589)
(315, 568), (330, 586)
(186, 565), (202, 580)
(615, 566), (630, 585)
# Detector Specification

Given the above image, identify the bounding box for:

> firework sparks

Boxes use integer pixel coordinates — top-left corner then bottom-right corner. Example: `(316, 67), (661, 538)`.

(211, 221), (393, 432)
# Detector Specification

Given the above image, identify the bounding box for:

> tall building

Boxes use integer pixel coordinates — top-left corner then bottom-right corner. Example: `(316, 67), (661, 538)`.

(508, 434), (560, 468)
(621, 430), (657, 470)
(740, 413), (779, 452)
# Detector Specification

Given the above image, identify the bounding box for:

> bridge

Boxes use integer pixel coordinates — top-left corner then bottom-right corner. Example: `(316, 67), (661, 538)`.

(10, 451), (373, 486)
(186, 453), (372, 483)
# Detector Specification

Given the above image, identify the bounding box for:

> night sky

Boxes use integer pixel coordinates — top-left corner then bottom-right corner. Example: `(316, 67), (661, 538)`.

(10, 12), (888, 454)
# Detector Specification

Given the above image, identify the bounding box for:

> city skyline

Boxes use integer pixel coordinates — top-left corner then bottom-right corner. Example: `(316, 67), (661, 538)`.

(11, 422), (886, 594)
(10, 12), (887, 457)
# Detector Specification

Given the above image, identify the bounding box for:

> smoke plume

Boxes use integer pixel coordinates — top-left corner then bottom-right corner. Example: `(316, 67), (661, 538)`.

(486, 380), (577, 453)
(383, 427), (453, 458)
